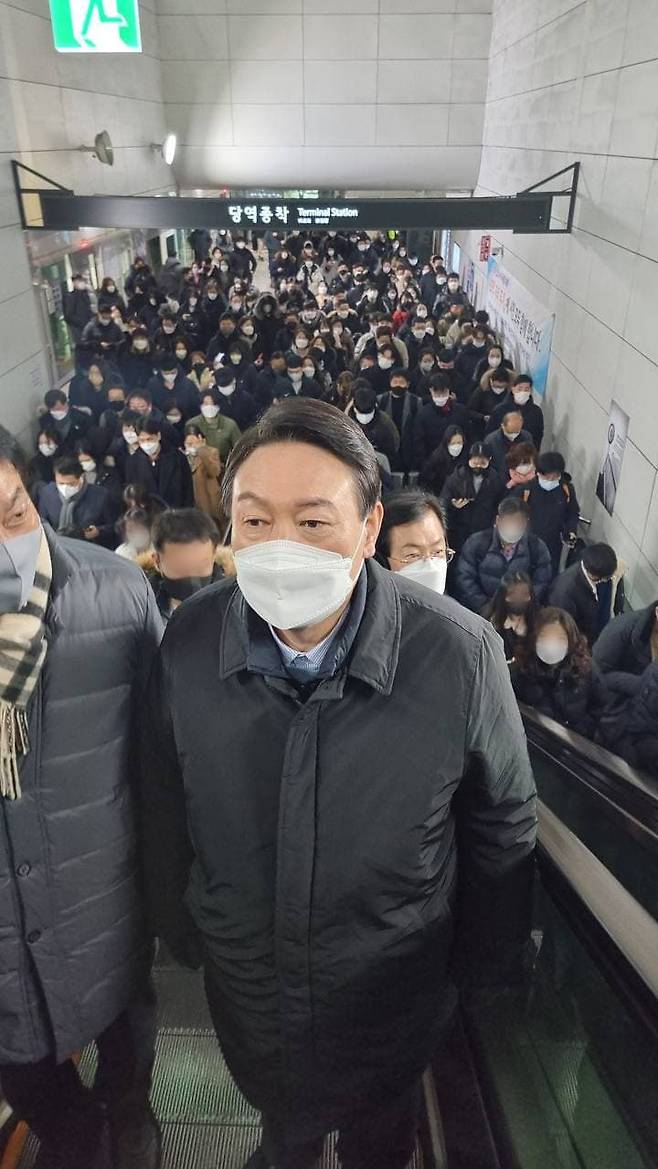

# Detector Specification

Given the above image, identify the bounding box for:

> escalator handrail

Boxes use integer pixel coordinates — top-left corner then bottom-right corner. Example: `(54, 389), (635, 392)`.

(522, 704), (658, 838)
(538, 801), (658, 1036)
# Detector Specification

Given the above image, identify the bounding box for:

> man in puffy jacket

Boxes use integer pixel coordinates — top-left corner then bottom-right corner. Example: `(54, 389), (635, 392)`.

(456, 496), (552, 613)
(0, 434), (163, 1169)
(142, 398), (536, 1169)
(593, 600), (658, 701)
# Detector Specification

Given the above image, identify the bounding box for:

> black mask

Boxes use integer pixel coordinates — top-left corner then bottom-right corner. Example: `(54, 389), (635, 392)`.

(193, 362), (207, 376)
(160, 573), (214, 602)
(470, 464), (489, 476)
(108, 400), (125, 413)
(507, 601), (529, 616)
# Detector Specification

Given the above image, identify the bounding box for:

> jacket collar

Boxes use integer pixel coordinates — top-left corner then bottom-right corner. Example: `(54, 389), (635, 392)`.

(219, 557), (400, 696)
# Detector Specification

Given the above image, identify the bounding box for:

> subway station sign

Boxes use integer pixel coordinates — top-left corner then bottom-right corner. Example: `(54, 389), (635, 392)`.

(48, 0), (142, 51)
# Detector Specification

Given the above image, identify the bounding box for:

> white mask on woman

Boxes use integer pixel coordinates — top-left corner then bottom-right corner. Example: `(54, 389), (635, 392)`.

(536, 639), (568, 666)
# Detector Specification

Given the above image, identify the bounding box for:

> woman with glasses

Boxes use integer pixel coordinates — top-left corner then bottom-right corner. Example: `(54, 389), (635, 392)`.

(375, 489), (454, 596)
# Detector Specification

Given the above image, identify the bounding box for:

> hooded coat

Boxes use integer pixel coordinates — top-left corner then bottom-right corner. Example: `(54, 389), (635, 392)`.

(0, 529), (162, 1063)
(141, 559), (536, 1138)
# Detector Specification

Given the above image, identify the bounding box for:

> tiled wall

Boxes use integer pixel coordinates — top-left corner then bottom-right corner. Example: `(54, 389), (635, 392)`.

(158, 0), (492, 189)
(456, 0), (658, 606)
(0, 0), (173, 442)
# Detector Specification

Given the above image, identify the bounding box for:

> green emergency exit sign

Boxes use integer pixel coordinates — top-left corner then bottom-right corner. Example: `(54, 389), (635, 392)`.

(49, 0), (142, 51)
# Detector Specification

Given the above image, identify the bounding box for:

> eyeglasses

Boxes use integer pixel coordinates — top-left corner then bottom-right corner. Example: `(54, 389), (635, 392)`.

(391, 549), (455, 567)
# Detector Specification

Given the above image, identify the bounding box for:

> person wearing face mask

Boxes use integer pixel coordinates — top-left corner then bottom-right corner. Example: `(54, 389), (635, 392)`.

(409, 347), (438, 397)
(486, 374), (544, 450)
(183, 425), (223, 522)
(505, 441), (537, 491)
(456, 497), (552, 614)
(455, 325), (489, 399)
(511, 608), (609, 738)
(198, 282), (228, 347)
(98, 275), (126, 316)
(296, 248), (323, 295)
(270, 248), (297, 284)
(440, 442), (506, 554)
(419, 424), (468, 496)
(222, 338), (260, 398)
(482, 571), (538, 664)
(129, 416), (194, 509)
(514, 451), (579, 576)
(151, 307), (181, 356)
(141, 397), (536, 1169)
(253, 292), (281, 359)
(376, 490), (453, 597)
(483, 410), (533, 479)
(376, 368), (422, 474)
(146, 356), (200, 422)
(229, 235), (257, 280)
(41, 389), (91, 454)
(119, 326), (154, 390)
(178, 291), (204, 348)
(212, 368), (259, 432)
(412, 373), (469, 469)
(468, 367), (511, 440)
(432, 271), (467, 317)
(401, 314), (431, 369)
(549, 543), (624, 647)
(207, 312), (239, 365)
(115, 506), (153, 562)
(68, 357), (112, 421)
(188, 389), (242, 460)
(81, 304), (124, 356)
(0, 434), (163, 1169)
(254, 351), (290, 410)
(157, 251), (184, 301)
(349, 384), (400, 467)
(145, 508), (230, 623)
(63, 273), (94, 345)
(75, 435), (123, 510)
(419, 258), (446, 310)
(474, 345), (515, 394)
(37, 455), (118, 547)
(28, 427), (62, 500)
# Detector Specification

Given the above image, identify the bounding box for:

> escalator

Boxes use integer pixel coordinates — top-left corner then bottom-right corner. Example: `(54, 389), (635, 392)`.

(2, 730), (657, 1169)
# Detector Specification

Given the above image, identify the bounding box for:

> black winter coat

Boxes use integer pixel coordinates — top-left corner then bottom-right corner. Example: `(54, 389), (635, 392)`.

(483, 428), (534, 479)
(413, 400), (469, 467)
(141, 560), (536, 1135)
(512, 661), (609, 739)
(377, 391), (422, 472)
(513, 476), (579, 575)
(441, 466), (506, 552)
(549, 561), (624, 647)
(604, 661), (658, 772)
(0, 529), (162, 1063)
(63, 288), (93, 330)
(126, 448), (194, 509)
(592, 603), (657, 700)
(456, 528), (552, 613)
(487, 397), (545, 449)
(146, 373), (200, 422)
(38, 481), (118, 546)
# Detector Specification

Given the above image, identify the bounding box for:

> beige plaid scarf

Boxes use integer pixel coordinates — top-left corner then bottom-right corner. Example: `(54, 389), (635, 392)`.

(0, 532), (52, 799)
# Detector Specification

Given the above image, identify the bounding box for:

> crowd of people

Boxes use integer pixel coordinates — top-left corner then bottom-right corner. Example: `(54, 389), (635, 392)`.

(0, 222), (654, 1169)
(44, 227), (656, 769)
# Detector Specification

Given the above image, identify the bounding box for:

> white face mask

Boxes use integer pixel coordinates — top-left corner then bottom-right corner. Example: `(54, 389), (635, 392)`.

(491, 384), (507, 395)
(201, 403), (220, 418)
(140, 440), (159, 456)
(234, 531), (364, 631)
(80, 459), (96, 473)
(39, 443), (57, 457)
(397, 556), (447, 596)
(163, 373), (177, 386)
(488, 355), (502, 368)
(498, 523), (524, 545)
(57, 483), (80, 500)
(448, 442), (464, 457)
(218, 382), (235, 397)
(536, 639), (568, 666)
(378, 358), (393, 370)
(230, 354), (242, 365)
(432, 395), (449, 408)
(355, 409), (375, 424)
(50, 409), (68, 422)
(504, 430), (521, 441)
(420, 361), (434, 373)
(134, 339), (149, 351)
(123, 429), (138, 446)
(513, 391), (531, 406)
(538, 476), (560, 491)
